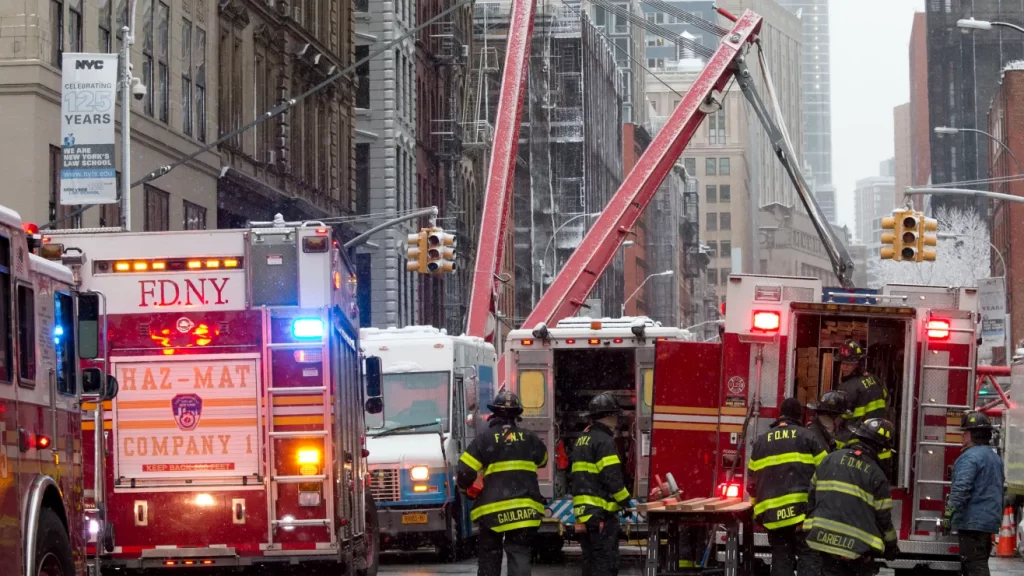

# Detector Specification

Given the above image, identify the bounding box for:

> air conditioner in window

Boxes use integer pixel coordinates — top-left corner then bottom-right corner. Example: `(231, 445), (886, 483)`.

(266, 150), (276, 165)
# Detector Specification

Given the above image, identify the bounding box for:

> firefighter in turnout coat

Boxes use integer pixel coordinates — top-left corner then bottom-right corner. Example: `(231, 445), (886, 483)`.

(804, 418), (899, 576)
(807, 390), (853, 453)
(456, 391), (548, 576)
(747, 397), (828, 576)
(837, 340), (892, 472)
(571, 393), (632, 576)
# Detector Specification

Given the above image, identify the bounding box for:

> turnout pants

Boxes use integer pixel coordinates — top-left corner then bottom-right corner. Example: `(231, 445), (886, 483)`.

(958, 530), (993, 576)
(766, 526), (815, 576)
(820, 553), (877, 576)
(477, 526), (536, 576)
(580, 514), (620, 576)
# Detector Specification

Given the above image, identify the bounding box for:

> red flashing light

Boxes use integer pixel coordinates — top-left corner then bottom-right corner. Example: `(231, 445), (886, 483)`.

(752, 311), (781, 332)
(720, 302), (726, 316)
(21, 222), (39, 235)
(316, 228), (329, 235)
(36, 435), (51, 449)
(613, 338), (624, 344)
(520, 339), (534, 346)
(927, 319), (950, 340)
(717, 482), (741, 498)
(565, 338), (576, 344)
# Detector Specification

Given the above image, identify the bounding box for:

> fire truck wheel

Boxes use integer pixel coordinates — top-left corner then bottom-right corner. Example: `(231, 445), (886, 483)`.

(357, 493), (379, 576)
(34, 508), (74, 576)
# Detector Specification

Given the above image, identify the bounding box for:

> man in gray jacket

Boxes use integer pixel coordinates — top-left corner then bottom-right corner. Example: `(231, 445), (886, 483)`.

(941, 411), (1005, 576)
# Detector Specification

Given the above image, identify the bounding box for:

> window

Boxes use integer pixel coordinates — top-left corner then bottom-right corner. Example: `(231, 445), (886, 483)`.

(218, 17), (243, 146)
(183, 200), (206, 230)
(140, 0), (154, 115)
(195, 27), (207, 142)
(0, 237), (9, 383)
(709, 109), (726, 144)
(706, 241), (717, 256)
(720, 184), (731, 202)
(54, 292), (75, 395)
(356, 143), (370, 213)
(50, 0), (64, 68)
(157, 2), (169, 122)
(144, 185), (169, 231)
(68, 0), (82, 53)
(721, 240), (731, 257)
(182, 18), (193, 135)
(706, 212), (717, 231)
(99, 0), (111, 51)
(719, 158), (731, 175)
(17, 285), (35, 383)
(708, 269), (718, 285)
(720, 212), (731, 230)
(706, 185), (717, 203)
(356, 45), (370, 108)
(683, 157), (696, 175)
(49, 146), (80, 229)
(705, 157), (717, 176)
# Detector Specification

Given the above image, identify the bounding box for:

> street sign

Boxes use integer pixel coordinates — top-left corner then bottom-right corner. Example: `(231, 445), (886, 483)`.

(60, 53), (118, 205)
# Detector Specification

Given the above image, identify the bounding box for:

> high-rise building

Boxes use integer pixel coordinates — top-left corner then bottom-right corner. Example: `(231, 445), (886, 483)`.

(853, 165), (896, 249)
(639, 0), (719, 67)
(927, 2), (1024, 214)
(909, 12), (930, 204)
(894, 103), (912, 208)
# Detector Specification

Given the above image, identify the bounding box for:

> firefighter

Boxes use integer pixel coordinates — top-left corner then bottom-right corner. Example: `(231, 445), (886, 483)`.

(747, 397), (828, 576)
(941, 411), (1004, 576)
(571, 392), (631, 576)
(804, 418), (899, 576)
(456, 391), (548, 576)
(807, 390), (853, 453)
(837, 340), (892, 469)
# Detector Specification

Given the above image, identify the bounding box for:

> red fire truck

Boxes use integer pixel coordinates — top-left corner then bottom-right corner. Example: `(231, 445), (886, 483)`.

(650, 276), (980, 572)
(0, 207), (116, 576)
(45, 220), (382, 573)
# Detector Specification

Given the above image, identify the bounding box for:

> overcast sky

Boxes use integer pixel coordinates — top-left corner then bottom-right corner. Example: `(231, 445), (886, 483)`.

(829, 0), (925, 230)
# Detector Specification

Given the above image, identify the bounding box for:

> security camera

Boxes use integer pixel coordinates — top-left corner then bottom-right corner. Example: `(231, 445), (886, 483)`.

(131, 77), (146, 101)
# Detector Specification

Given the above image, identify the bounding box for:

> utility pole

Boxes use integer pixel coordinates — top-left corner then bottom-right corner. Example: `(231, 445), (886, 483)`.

(119, 1), (138, 231)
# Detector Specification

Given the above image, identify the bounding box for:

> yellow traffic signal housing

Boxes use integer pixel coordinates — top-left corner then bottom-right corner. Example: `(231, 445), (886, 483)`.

(879, 214), (899, 260)
(919, 216), (938, 261)
(426, 227), (456, 274)
(899, 210), (920, 261)
(406, 231), (428, 273)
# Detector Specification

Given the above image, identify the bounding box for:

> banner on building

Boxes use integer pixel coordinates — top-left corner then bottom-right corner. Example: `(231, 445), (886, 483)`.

(60, 53), (118, 205)
(978, 277), (1006, 365)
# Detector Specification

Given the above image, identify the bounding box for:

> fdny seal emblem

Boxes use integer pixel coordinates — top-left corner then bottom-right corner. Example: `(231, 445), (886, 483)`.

(176, 317), (195, 333)
(171, 394), (203, 431)
(727, 376), (745, 396)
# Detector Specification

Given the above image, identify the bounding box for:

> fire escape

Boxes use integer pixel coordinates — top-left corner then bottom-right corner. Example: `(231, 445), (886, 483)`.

(681, 175), (712, 327)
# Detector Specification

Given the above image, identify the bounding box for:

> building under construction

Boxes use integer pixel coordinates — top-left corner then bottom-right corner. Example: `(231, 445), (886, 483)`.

(471, 1), (626, 324)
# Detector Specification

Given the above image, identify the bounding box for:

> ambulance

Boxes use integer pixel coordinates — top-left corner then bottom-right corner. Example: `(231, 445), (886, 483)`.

(650, 275), (981, 573)
(45, 220), (382, 573)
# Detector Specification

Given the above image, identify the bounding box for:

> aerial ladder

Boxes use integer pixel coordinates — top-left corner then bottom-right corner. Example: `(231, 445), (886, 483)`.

(465, 4), (854, 381)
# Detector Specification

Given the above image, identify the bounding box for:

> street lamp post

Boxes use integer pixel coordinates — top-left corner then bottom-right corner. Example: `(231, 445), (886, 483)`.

(621, 270), (673, 317)
(934, 126), (1024, 177)
(537, 212), (600, 300)
(958, 17), (1024, 36)
(119, 1), (139, 231)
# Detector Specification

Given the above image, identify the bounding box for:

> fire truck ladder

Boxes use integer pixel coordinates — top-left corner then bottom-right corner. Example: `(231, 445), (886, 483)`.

(910, 314), (977, 533)
(262, 308), (336, 547)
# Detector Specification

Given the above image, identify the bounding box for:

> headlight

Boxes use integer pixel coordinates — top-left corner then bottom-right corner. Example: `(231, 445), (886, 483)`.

(410, 465), (430, 481)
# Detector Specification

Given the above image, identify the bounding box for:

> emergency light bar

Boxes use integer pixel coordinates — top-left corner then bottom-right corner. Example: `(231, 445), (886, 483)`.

(97, 257), (243, 274)
(292, 318), (325, 339)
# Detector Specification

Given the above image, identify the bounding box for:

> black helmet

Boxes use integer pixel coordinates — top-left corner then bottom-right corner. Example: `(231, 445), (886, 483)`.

(838, 339), (866, 363)
(807, 390), (849, 416)
(852, 418), (895, 450)
(587, 393), (622, 419)
(960, 411), (993, 430)
(487, 390), (523, 416)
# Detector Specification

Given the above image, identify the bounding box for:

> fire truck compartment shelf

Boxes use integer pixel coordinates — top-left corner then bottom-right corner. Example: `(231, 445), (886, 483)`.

(272, 475), (326, 483)
(268, 431), (328, 438)
(272, 518), (330, 526)
(268, 386), (328, 394)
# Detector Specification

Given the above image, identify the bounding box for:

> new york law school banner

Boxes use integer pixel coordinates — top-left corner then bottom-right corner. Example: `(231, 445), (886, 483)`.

(60, 53), (118, 205)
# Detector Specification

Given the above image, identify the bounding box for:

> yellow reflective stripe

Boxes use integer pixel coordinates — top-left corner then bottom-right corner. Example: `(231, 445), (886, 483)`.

(491, 518), (542, 532)
(678, 560), (696, 568)
(539, 453), (548, 467)
(470, 498), (544, 521)
(612, 487), (630, 503)
(749, 497), (757, 507)
(865, 398), (886, 414)
(460, 451), (483, 472)
(572, 462), (599, 474)
(877, 498), (893, 510)
(813, 450), (827, 466)
(483, 460), (537, 476)
(884, 529), (897, 542)
(815, 480), (889, 510)
(763, 514), (806, 530)
(572, 494), (621, 512)
(748, 452), (818, 471)
(597, 454), (621, 470)
(835, 439), (846, 448)
(753, 492), (808, 516)
(807, 540), (860, 559)
(878, 449), (892, 460)
(571, 455), (622, 474)
(810, 517), (884, 551)
(577, 514), (592, 523)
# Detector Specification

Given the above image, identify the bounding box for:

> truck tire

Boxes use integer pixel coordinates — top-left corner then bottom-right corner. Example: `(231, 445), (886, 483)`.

(34, 508), (74, 576)
(357, 493), (379, 576)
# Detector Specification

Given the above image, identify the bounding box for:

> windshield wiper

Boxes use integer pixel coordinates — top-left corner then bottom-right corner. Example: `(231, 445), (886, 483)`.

(370, 421), (440, 438)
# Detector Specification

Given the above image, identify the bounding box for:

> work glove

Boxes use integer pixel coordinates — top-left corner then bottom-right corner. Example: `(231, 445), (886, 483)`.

(940, 508), (953, 536)
(466, 477), (483, 501)
(883, 543), (899, 561)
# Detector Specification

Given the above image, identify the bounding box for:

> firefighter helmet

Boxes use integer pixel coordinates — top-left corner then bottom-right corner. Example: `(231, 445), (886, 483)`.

(838, 339), (867, 363)
(807, 390), (850, 416)
(960, 411), (994, 430)
(852, 418), (895, 450)
(587, 392), (622, 419)
(487, 390), (523, 416)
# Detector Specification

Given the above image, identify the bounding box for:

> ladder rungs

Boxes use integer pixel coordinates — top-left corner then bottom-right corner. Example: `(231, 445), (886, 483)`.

(273, 518), (330, 527)
(269, 386), (327, 395)
(922, 365), (973, 372)
(916, 479), (952, 486)
(272, 475), (327, 483)
(914, 517), (944, 526)
(269, 430), (328, 438)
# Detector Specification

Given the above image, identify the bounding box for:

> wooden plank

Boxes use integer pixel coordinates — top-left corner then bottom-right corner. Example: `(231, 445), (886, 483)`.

(717, 502), (753, 512)
(671, 497), (720, 511)
(637, 501), (666, 513)
(703, 497), (742, 510)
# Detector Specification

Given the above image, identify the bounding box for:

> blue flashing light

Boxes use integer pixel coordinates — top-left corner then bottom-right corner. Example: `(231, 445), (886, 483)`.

(292, 318), (324, 339)
(53, 325), (65, 344)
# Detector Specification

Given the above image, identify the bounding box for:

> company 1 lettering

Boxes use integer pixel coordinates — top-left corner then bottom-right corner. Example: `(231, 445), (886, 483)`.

(193, 365), (251, 389)
(124, 435), (251, 458)
(139, 278), (230, 307)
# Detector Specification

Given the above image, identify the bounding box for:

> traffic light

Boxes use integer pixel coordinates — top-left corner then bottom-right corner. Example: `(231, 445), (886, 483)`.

(919, 216), (938, 261)
(899, 210), (920, 261)
(406, 231), (428, 273)
(425, 227), (456, 274)
(879, 213), (899, 260)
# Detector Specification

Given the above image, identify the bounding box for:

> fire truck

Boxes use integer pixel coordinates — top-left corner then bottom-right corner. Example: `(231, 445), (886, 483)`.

(44, 220), (382, 573)
(360, 326), (496, 558)
(649, 276), (981, 572)
(0, 207), (116, 576)
(504, 317), (692, 551)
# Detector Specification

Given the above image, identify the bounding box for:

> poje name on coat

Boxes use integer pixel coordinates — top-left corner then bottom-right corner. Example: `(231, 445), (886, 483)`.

(765, 429), (796, 442)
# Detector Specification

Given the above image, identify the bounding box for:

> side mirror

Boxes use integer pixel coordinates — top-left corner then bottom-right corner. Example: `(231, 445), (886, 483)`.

(77, 293), (100, 360)
(364, 396), (383, 415)
(82, 368), (118, 400)
(365, 356), (382, 398)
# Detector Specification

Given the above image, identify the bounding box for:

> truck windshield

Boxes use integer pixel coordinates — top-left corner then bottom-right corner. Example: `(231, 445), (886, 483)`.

(367, 371), (451, 434)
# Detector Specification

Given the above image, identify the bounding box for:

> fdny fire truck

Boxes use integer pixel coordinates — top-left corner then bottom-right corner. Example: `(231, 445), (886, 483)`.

(650, 275), (980, 573)
(45, 219), (382, 573)
(504, 317), (692, 551)
(0, 207), (116, 576)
